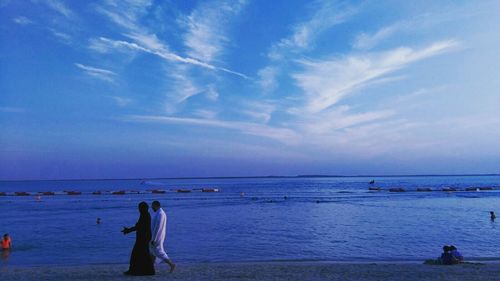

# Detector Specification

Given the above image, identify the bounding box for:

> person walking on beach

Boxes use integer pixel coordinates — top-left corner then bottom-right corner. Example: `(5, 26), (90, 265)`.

(121, 202), (155, 276)
(150, 200), (176, 273)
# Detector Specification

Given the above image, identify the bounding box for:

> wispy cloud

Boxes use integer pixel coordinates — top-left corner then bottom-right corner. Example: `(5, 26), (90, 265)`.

(91, 0), (249, 121)
(75, 63), (116, 83)
(123, 115), (301, 144)
(192, 109), (218, 119)
(353, 23), (402, 50)
(268, 0), (357, 60)
(164, 68), (220, 114)
(164, 64), (203, 113)
(293, 40), (460, 113)
(257, 66), (279, 94)
(182, 0), (246, 63)
(110, 96), (133, 107)
(95, 0), (152, 32)
(298, 106), (395, 135)
(239, 100), (276, 123)
(13, 16), (33, 25)
(256, 1), (356, 95)
(42, 0), (74, 19)
(48, 28), (71, 44)
(93, 0), (248, 79)
(388, 85), (450, 108)
(90, 37), (249, 79)
(352, 4), (490, 50)
(205, 84), (219, 101)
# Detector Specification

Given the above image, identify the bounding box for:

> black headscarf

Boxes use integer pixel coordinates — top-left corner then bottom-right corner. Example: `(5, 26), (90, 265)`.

(138, 201), (149, 217)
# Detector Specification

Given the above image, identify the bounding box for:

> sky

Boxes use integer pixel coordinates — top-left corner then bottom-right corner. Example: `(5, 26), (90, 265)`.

(1, 0), (500, 180)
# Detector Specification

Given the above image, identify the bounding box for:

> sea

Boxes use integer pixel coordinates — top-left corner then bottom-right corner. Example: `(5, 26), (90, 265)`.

(1, 175), (500, 266)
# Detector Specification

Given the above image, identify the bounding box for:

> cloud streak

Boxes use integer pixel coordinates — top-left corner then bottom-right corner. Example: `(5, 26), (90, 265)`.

(91, 37), (249, 79)
(75, 63), (116, 82)
(110, 96), (133, 107)
(182, 0), (246, 63)
(43, 0), (74, 19)
(268, 0), (357, 60)
(123, 115), (300, 144)
(293, 40), (460, 113)
(13, 16), (33, 25)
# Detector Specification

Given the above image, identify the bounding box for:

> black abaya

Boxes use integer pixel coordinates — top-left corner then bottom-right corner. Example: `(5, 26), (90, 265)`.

(125, 212), (155, 276)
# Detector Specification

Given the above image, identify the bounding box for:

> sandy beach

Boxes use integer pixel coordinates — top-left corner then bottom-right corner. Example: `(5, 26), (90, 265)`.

(2, 262), (500, 281)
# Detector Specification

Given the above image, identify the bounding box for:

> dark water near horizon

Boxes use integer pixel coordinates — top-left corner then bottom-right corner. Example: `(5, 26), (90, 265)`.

(1, 175), (500, 266)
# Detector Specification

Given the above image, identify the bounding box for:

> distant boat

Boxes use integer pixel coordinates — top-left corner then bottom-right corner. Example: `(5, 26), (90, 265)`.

(389, 188), (405, 192)
(151, 190), (166, 194)
(202, 188), (220, 192)
(417, 188), (432, 192)
(368, 187), (381, 191)
(0, 192), (6, 196)
(15, 191), (30, 196)
(369, 180), (375, 184)
(39, 191), (55, 195)
(177, 189), (191, 193)
(479, 187), (494, 191)
(66, 191), (82, 195)
(465, 187), (478, 192)
(112, 191), (126, 195)
(442, 187), (457, 192)
(92, 191), (102, 195)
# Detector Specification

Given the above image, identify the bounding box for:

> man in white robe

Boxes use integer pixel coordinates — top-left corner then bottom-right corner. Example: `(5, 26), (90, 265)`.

(150, 200), (176, 273)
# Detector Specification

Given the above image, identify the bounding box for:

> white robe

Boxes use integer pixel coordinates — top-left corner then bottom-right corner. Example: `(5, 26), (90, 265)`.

(150, 208), (170, 261)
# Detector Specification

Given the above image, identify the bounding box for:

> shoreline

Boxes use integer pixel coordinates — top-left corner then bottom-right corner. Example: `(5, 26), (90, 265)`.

(3, 261), (500, 281)
(5, 257), (500, 267)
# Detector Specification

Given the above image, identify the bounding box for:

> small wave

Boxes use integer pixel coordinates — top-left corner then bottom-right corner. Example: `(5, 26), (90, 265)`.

(141, 181), (166, 186)
(8, 244), (37, 252)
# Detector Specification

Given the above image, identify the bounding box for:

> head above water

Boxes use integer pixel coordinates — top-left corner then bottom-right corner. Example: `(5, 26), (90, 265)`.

(443, 245), (451, 252)
(152, 200), (161, 211)
(138, 201), (149, 215)
(3, 233), (8, 239)
(449, 245), (457, 251)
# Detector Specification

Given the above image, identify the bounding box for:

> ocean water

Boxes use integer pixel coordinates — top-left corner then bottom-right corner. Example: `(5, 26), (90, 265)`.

(1, 176), (500, 266)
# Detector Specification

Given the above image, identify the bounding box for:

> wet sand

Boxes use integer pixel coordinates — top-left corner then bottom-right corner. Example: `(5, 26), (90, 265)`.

(2, 262), (500, 281)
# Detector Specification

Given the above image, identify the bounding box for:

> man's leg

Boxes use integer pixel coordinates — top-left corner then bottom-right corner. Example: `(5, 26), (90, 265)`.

(157, 246), (175, 273)
(164, 258), (176, 273)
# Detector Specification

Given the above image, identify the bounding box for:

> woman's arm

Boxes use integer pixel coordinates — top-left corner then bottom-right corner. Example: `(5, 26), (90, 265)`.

(121, 225), (137, 234)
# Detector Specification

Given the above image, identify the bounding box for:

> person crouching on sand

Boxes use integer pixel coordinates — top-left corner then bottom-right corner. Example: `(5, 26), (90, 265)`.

(440, 246), (458, 265)
(449, 245), (463, 263)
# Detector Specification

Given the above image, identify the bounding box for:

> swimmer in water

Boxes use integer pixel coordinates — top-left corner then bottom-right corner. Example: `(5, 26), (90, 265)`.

(2, 233), (12, 250)
(491, 211), (496, 221)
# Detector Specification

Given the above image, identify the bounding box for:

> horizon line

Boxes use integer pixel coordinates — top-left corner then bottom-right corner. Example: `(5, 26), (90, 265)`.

(1, 173), (500, 182)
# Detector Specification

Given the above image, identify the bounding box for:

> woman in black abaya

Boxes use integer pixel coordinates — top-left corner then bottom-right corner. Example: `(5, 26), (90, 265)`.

(122, 201), (155, 276)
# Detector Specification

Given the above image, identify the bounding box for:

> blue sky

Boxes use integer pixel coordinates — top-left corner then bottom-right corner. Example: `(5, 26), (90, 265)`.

(1, 0), (500, 180)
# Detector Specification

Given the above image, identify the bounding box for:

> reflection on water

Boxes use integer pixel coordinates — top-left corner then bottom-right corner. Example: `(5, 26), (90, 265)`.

(1, 250), (10, 262)
(1, 176), (500, 266)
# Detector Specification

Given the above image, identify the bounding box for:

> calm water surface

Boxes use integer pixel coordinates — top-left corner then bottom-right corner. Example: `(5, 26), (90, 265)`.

(1, 176), (500, 266)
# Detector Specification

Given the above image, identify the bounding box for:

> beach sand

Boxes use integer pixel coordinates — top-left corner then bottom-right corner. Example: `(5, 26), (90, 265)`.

(2, 262), (500, 281)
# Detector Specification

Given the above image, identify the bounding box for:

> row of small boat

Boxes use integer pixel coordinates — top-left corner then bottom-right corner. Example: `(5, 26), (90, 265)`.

(368, 187), (495, 192)
(0, 188), (220, 196)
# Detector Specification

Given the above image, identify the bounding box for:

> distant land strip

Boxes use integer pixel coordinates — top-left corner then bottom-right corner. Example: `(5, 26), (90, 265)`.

(2, 173), (500, 182)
